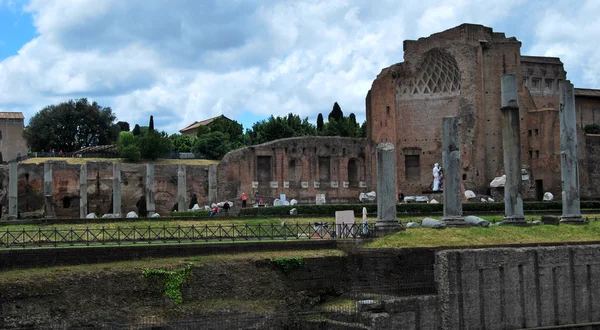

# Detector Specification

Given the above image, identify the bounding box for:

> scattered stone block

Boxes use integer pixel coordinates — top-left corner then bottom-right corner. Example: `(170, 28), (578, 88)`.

(126, 211), (138, 218)
(532, 220), (542, 225)
(290, 208), (297, 215)
(290, 199), (297, 205)
(421, 218), (446, 228)
(359, 191), (376, 202)
(86, 213), (97, 219)
(406, 222), (420, 228)
(430, 199), (439, 204)
(487, 197), (494, 202)
(273, 199), (283, 207)
(490, 175), (506, 187)
(465, 190), (476, 199)
(102, 214), (116, 218)
(541, 215), (560, 225)
(151, 213), (160, 218)
(480, 198), (487, 203)
(543, 192), (554, 201)
(465, 215), (491, 227)
(192, 204), (201, 210)
(316, 194), (326, 205)
(415, 196), (429, 203)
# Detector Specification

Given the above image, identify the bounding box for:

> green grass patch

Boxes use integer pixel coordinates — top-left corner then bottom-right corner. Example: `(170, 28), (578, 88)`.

(368, 221), (600, 248)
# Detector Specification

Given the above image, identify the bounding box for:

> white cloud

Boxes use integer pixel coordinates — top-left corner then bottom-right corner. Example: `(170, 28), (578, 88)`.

(1, 0), (597, 135)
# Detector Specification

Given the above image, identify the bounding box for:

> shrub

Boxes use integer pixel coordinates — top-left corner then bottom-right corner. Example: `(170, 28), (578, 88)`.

(116, 131), (140, 162)
(142, 264), (193, 304)
(139, 130), (172, 160)
(270, 257), (304, 273)
(584, 124), (600, 134)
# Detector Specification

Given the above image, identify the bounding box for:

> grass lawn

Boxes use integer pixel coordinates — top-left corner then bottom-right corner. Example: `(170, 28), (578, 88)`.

(368, 220), (600, 248)
(19, 157), (220, 165)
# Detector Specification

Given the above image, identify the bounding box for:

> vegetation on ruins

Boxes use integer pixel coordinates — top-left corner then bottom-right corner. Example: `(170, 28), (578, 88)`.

(141, 263), (193, 304)
(190, 116), (245, 159)
(24, 98), (119, 152)
(270, 257), (304, 273)
(169, 133), (197, 153)
(116, 116), (173, 161)
(584, 123), (600, 134)
(245, 113), (317, 145)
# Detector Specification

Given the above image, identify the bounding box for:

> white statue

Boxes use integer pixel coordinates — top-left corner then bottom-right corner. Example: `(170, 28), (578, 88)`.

(432, 163), (440, 191)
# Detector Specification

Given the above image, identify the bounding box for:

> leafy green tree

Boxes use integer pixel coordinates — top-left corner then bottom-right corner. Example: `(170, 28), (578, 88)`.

(116, 131), (140, 162)
(246, 113), (316, 145)
(24, 98), (117, 152)
(116, 121), (130, 132)
(328, 102), (344, 122)
(139, 130), (172, 160)
(169, 134), (196, 153)
(359, 120), (367, 138)
(204, 116), (244, 148)
(317, 113), (324, 132)
(192, 132), (231, 159)
(132, 124), (141, 136)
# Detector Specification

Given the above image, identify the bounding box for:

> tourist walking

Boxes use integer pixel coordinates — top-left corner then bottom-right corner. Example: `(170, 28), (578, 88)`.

(241, 192), (247, 208)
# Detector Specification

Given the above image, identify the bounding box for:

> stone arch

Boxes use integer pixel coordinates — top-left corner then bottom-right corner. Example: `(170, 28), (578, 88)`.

(399, 48), (461, 97)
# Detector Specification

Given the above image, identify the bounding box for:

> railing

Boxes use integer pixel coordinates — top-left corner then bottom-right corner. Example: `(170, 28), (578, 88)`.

(0, 223), (375, 248)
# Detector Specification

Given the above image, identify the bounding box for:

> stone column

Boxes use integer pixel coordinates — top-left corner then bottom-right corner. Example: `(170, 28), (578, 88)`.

(177, 164), (186, 212)
(442, 116), (465, 226)
(146, 163), (155, 216)
(559, 80), (583, 223)
(79, 163), (87, 218)
(500, 74), (526, 225)
(375, 142), (403, 235)
(112, 163), (121, 217)
(8, 161), (18, 219)
(208, 164), (217, 204)
(43, 161), (56, 219)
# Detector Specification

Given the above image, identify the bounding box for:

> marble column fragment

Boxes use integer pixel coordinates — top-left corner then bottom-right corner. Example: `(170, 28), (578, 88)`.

(113, 162), (121, 217)
(208, 164), (217, 205)
(559, 80), (583, 223)
(375, 142), (403, 235)
(146, 163), (155, 216)
(500, 74), (526, 225)
(43, 161), (56, 219)
(442, 116), (465, 226)
(8, 161), (18, 219)
(177, 164), (186, 212)
(79, 163), (87, 218)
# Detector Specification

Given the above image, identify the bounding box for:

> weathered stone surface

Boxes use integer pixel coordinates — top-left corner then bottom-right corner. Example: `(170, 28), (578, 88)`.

(151, 213), (160, 218)
(406, 222), (420, 228)
(359, 191), (376, 202)
(464, 215), (490, 227)
(86, 213), (97, 218)
(421, 218), (446, 228)
(145, 164), (155, 215)
(490, 175), (506, 188)
(375, 142), (403, 234)
(177, 164), (186, 212)
(442, 116), (465, 226)
(79, 163), (87, 219)
(464, 190), (476, 199)
(315, 194), (326, 205)
(43, 162), (55, 219)
(559, 80), (583, 223)
(543, 192), (554, 201)
(289, 208), (297, 215)
(8, 161), (17, 219)
(501, 74), (526, 225)
(126, 211), (138, 218)
(112, 163), (121, 217)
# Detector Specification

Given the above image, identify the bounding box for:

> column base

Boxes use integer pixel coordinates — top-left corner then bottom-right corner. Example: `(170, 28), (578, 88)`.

(375, 220), (404, 237)
(499, 216), (529, 226)
(7, 215), (17, 220)
(560, 215), (586, 225)
(442, 216), (467, 227)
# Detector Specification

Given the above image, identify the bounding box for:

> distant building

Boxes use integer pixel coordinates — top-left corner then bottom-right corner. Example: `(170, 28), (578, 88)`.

(179, 115), (233, 137)
(0, 112), (27, 162)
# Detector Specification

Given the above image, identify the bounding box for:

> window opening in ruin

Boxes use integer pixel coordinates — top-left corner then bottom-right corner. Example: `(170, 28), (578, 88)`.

(523, 77), (528, 87)
(529, 150), (533, 160)
(462, 174), (467, 181)
(545, 79), (553, 90)
(535, 180), (544, 201)
(256, 156), (272, 182)
(386, 105), (390, 115)
(348, 158), (359, 187)
(536, 150), (540, 159)
(288, 159), (301, 182)
(62, 196), (71, 208)
(534, 129), (539, 136)
(405, 155), (420, 181)
(528, 130), (532, 137)
(318, 157), (331, 182)
(532, 78), (541, 90)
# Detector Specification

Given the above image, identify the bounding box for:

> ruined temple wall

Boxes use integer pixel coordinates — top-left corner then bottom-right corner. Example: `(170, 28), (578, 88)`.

(218, 137), (367, 205)
(86, 162), (113, 216)
(51, 162), (81, 218)
(121, 164), (145, 214)
(583, 134), (600, 199)
(576, 95), (600, 128)
(526, 110), (561, 197)
(16, 163), (44, 214)
(186, 165), (210, 207)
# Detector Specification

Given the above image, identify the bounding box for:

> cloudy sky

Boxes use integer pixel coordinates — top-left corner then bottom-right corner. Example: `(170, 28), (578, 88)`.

(0, 0), (599, 134)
